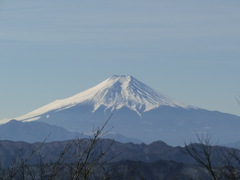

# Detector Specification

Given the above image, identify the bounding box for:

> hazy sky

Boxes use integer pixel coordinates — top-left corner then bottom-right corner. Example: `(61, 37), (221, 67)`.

(0, 0), (240, 120)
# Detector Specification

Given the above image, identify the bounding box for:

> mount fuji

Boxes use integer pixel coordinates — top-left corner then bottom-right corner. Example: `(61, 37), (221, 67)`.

(2, 75), (240, 146)
(15, 75), (192, 121)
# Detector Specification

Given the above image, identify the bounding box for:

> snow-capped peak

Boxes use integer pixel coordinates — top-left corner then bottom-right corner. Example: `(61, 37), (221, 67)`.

(15, 75), (192, 121)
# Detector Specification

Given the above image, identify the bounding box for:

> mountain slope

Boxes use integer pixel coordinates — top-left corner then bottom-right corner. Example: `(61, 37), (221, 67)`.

(0, 120), (142, 144)
(2, 75), (240, 146)
(0, 120), (85, 143)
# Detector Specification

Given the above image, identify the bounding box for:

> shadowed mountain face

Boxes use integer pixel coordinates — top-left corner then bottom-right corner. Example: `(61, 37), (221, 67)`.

(0, 139), (184, 167)
(0, 139), (238, 168)
(0, 139), (213, 179)
(3, 75), (240, 146)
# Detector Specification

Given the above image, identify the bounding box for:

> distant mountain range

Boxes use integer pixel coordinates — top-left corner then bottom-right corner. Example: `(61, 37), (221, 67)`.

(1, 75), (240, 146)
(0, 120), (142, 144)
(0, 138), (237, 178)
(0, 139), (215, 179)
(0, 138), (228, 167)
(0, 120), (84, 143)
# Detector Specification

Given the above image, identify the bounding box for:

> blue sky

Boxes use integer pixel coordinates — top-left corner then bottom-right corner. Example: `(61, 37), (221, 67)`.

(0, 0), (240, 120)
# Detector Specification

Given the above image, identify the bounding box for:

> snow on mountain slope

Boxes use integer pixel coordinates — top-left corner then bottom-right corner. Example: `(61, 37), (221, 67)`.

(14, 75), (193, 121)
